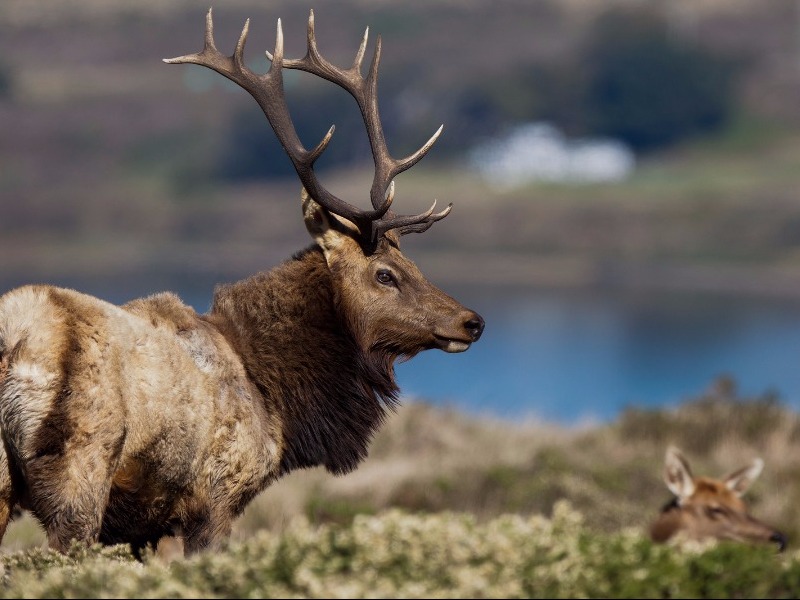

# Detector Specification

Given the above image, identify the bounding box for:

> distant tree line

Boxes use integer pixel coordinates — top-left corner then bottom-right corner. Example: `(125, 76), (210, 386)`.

(217, 7), (741, 181)
(552, 9), (738, 152)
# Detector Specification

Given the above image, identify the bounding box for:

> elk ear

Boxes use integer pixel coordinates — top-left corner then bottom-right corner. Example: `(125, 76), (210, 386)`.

(724, 458), (764, 497)
(302, 188), (361, 261)
(664, 446), (695, 499)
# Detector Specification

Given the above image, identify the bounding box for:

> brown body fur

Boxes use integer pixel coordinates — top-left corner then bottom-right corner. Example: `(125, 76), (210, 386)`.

(0, 282), (280, 553)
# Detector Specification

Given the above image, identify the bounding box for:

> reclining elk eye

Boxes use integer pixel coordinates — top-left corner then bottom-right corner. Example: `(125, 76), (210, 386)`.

(376, 269), (396, 286)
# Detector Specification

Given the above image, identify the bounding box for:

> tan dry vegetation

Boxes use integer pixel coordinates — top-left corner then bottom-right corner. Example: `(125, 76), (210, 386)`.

(231, 402), (581, 538)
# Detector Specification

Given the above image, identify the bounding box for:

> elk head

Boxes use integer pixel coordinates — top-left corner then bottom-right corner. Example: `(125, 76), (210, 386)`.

(165, 9), (484, 360)
(650, 446), (786, 551)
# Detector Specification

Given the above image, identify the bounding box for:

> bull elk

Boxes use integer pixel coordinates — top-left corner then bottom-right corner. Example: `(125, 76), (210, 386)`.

(649, 446), (786, 551)
(0, 9), (484, 557)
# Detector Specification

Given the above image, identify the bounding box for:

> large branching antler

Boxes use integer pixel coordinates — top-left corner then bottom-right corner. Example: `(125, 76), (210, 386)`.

(164, 8), (451, 252)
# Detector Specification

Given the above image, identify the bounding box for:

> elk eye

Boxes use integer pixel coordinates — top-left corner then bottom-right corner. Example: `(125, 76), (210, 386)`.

(375, 269), (396, 286)
(706, 506), (725, 519)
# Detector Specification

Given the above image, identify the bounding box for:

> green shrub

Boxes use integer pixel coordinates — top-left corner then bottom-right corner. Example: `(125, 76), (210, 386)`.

(2, 506), (799, 598)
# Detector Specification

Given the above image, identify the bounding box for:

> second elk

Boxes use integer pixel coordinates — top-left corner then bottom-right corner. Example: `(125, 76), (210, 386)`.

(650, 446), (786, 551)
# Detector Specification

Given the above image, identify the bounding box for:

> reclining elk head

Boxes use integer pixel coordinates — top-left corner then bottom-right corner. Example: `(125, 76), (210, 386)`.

(650, 446), (787, 552)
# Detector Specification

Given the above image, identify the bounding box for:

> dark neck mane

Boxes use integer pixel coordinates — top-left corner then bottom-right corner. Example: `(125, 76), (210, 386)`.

(209, 246), (399, 476)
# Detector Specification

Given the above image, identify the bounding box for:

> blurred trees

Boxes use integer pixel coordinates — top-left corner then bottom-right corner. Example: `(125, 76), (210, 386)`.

(580, 9), (738, 152)
(471, 7), (741, 153)
(216, 5), (742, 181)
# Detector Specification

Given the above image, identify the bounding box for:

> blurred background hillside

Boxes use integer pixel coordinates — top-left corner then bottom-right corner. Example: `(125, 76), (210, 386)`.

(2, 0), (800, 423)
(3, 0), (800, 294)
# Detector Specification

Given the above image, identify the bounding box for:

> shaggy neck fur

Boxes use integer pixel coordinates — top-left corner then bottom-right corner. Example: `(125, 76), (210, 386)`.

(208, 246), (399, 476)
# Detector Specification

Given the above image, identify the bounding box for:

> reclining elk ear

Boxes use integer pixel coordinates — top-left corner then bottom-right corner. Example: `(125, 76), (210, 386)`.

(164, 7), (452, 254)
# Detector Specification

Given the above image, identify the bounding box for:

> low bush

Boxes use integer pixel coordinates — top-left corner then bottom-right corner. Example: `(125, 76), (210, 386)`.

(1, 504), (798, 598)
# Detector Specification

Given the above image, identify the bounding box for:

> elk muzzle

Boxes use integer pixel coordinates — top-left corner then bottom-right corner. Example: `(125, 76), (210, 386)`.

(435, 310), (484, 353)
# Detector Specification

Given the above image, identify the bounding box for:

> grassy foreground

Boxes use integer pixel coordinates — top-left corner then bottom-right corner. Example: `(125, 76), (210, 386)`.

(2, 378), (800, 597)
(2, 505), (800, 598)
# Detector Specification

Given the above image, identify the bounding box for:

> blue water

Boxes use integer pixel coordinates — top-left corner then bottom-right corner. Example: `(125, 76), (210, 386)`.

(394, 286), (800, 425)
(141, 282), (800, 426)
(8, 276), (799, 426)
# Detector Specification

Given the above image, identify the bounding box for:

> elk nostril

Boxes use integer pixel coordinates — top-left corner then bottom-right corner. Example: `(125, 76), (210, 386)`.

(771, 532), (787, 552)
(464, 314), (485, 341)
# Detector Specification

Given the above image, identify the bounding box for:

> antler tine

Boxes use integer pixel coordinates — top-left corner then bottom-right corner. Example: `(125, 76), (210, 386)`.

(234, 18), (250, 70)
(309, 125), (336, 163)
(354, 26), (369, 72)
(376, 200), (453, 241)
(164, 8), (249, 82)
(395, 125), (444, 174)
(163, 7), (217, 63)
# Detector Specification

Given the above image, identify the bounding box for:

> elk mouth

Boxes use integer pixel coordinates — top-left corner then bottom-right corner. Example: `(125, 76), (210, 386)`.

(433, 335), (471, 353)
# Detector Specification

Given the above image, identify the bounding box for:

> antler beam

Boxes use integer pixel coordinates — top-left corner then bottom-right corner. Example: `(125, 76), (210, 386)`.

(165, 8), (451, 252)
